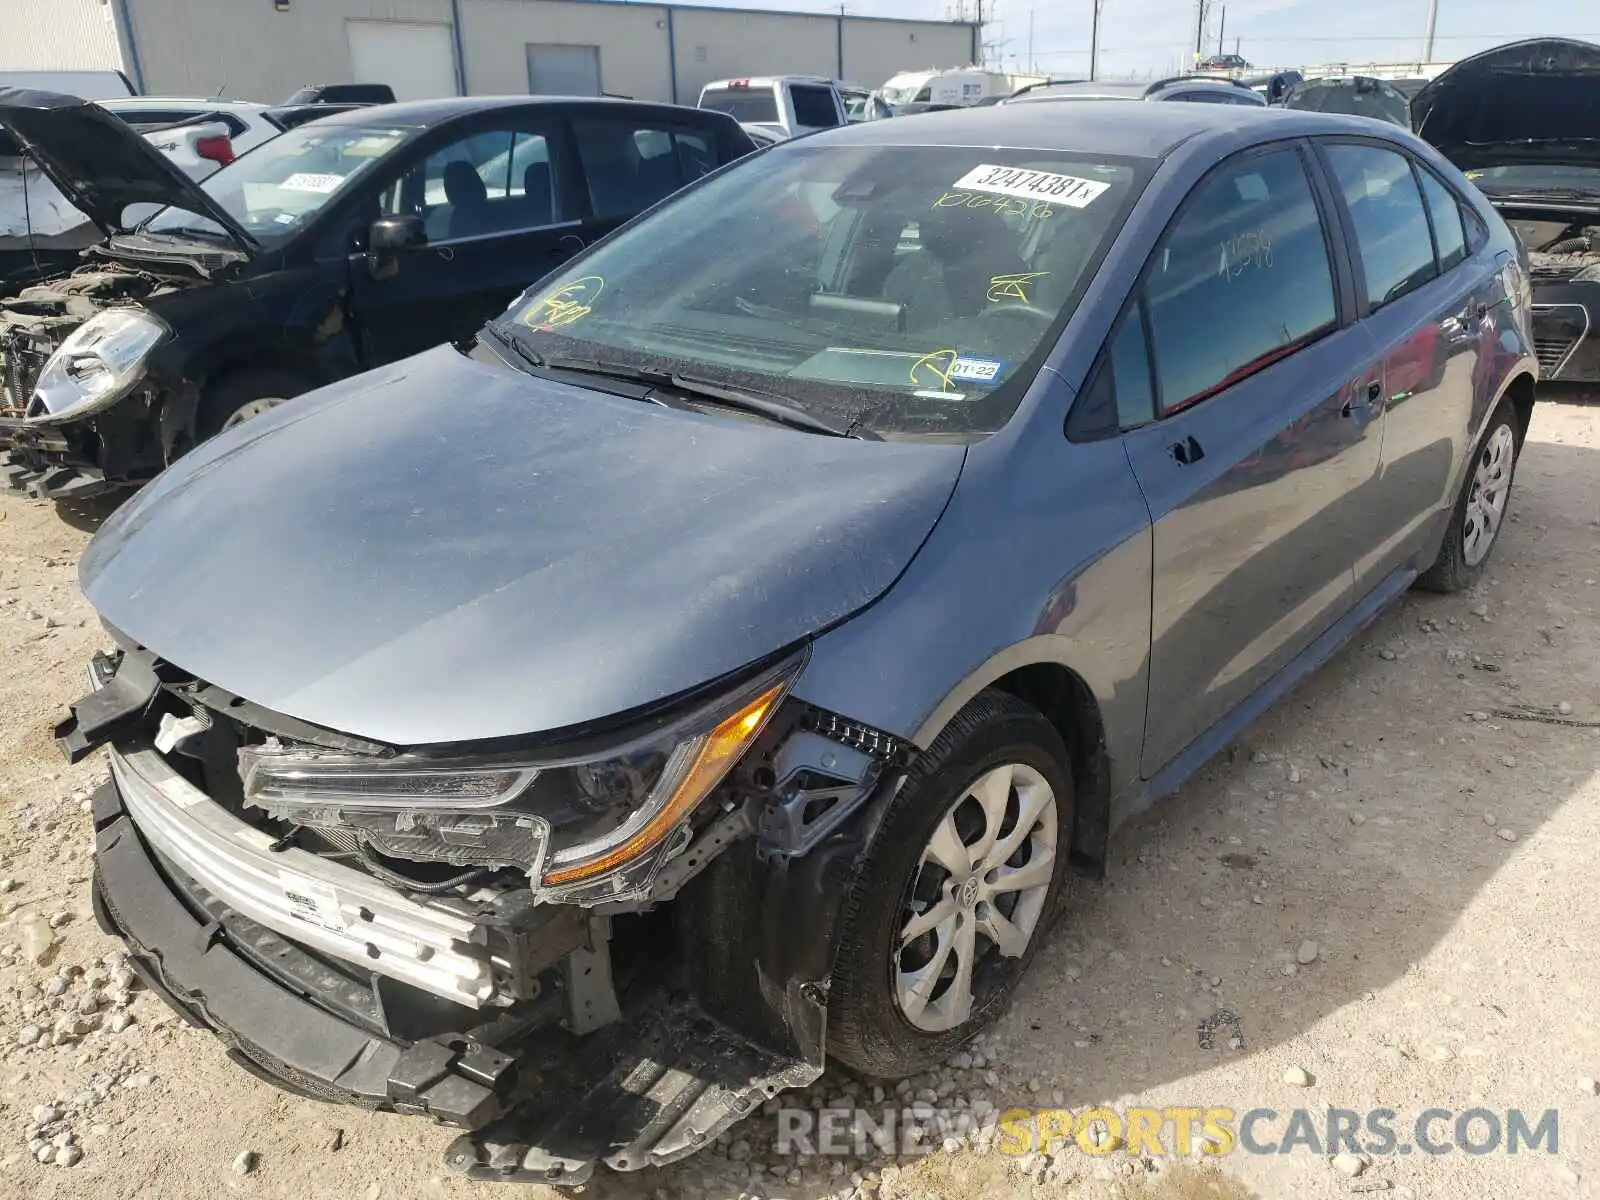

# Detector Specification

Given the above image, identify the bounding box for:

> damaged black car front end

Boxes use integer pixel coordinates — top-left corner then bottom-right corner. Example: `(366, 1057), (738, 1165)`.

(71, 636), (907, 1183)
(0, 89), (266, 498)
(1415, 38), (1600, 385)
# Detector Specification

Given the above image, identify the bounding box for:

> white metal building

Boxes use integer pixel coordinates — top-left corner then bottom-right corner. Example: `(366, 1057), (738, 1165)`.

(0, 0), (977, 105)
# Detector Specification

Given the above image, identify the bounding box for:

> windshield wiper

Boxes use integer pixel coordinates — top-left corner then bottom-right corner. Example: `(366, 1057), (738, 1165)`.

(531, 354), (873, 439)
(479, 323), (547, 374)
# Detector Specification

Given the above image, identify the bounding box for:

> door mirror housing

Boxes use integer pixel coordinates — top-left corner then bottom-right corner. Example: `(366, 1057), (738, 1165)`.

(370, 214), (427, 253)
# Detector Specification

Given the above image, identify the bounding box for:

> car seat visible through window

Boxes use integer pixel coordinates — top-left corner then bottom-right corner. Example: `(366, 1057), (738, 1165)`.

(443, 160), (490, 240)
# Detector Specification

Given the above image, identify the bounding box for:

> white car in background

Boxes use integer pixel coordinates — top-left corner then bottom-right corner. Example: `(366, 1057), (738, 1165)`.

(101, 98), (288, 179)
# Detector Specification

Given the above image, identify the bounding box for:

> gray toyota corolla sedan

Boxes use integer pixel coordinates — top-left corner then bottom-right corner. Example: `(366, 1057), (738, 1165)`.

(60, 102), (1537, 1183)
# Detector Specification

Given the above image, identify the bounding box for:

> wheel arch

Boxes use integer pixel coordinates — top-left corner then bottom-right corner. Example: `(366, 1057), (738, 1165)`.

(911, 639), (1118, 877)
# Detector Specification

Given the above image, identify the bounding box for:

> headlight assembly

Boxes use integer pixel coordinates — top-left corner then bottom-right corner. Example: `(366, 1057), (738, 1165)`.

(28, 309), (169, 422)
(237, 657), (798, 902)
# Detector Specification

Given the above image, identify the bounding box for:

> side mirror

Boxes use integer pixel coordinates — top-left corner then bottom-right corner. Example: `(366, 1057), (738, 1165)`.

(370, 214), (427, 253)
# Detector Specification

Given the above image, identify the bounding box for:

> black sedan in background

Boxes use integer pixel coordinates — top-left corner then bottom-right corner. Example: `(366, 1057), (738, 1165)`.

(0, 91), (754, 498)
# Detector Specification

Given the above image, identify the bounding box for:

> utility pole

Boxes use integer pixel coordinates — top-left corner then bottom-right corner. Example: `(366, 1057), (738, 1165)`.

(975, 0), (985, 67)
(1028, 7), (1035, 74)
(1193, 0), (1210, 66)
(1217, 5), (1226, 56)
(1422, 0), (1439, 62)
(1089, 0), (1103, 81)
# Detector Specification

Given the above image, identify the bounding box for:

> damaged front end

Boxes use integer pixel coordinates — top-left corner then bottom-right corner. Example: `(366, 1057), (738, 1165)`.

(1518, 221), (1600, 383)
(0, 264), (193, 498)
(65, 638), (907, 1184)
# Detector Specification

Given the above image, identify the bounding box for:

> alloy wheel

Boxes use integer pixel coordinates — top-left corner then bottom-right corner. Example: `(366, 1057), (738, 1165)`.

(222, 397), (285, 431)
(894, 762), (1058, 1033)
(1462, 424), (1515, 567)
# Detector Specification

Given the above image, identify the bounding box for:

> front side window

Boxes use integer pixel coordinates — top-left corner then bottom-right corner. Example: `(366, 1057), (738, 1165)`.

(1325, 143), (1437, 310)
(790, 85), (842, 128)
(496, 146), (1147, 437)
(1144, 148), (1337, 411)
(572, 117), (717, 220)
(1417, 166), (1468, 272)
(142, 123), (411, 245)
(387, 126), (564, 240)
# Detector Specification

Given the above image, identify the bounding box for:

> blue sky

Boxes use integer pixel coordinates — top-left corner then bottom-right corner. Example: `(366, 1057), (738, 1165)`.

(726, 0), (1597, 79)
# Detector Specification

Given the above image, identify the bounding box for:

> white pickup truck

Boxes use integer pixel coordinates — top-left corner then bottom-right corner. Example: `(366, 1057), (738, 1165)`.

(696, 75), (858, 140)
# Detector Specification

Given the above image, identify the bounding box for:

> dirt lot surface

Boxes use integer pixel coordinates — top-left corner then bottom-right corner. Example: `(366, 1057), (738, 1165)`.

(0, 403), (1597, 1200)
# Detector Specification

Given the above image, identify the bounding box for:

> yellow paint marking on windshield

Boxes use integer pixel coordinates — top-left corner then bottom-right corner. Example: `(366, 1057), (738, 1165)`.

(909, 348), (960, 389)
(523, 275), (604, 331)
(988, 271), (1050, 304)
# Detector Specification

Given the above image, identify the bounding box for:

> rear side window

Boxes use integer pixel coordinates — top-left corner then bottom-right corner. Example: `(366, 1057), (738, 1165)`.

(1417, 166), (1468, 271)
(790, 85), (842, 128)
(1143, 147), (1337, 411)
(573, 117), (716, 219)
(1324, 144), (1438, 310)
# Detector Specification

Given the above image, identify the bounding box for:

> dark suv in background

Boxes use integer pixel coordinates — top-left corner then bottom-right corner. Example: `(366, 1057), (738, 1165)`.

(0, 91), (753, 498)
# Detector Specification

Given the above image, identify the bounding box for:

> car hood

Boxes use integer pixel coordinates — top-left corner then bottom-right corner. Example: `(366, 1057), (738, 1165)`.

(80, 345), (965, 747)
(0, 88), (256, 248)
(1413, 38), (1600, 168)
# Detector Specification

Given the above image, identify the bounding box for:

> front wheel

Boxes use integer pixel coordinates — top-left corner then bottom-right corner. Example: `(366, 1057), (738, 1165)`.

(1417, 396), (1523, 593)
(826, 690), (1073, 1078)
(196, 367), (312, 441)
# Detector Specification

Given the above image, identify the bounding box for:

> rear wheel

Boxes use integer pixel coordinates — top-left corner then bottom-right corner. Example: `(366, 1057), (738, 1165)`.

(1417, 396), (1522, 593)
(827, 691), (1073, 1078)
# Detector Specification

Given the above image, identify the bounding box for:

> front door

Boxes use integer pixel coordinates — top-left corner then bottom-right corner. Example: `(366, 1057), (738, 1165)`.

(352, 115), (586, 365)
(1317, 141), (1508, 593)
(1121, 144), (1385, 776)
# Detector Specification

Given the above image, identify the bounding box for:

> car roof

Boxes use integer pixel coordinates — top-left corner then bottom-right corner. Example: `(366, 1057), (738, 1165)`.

(701, 76), (836, 89)
(306, 94), (724, 128)
(101, 97), (271, 110)
(1010, 82), (1148, 102)
(798, 99), (1394, 160)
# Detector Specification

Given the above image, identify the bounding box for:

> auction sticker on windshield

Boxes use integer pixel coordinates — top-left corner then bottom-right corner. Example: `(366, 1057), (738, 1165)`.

(952, 165), (1110, 209)
(280, 172), (344, 194)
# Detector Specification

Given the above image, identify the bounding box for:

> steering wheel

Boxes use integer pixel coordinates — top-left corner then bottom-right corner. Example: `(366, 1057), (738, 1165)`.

(979, 303), (1054, 330)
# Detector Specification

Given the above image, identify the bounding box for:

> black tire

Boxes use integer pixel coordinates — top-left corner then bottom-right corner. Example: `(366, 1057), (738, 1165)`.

(827, 689), (1074, 1079)
(1417, 396), (1523, 594)
(196, 367), (312, 441)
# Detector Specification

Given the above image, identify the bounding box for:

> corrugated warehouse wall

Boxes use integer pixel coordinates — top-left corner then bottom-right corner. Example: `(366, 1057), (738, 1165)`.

(669, 8), (836, 100)
(461, 0), (673, 99)
(9, 0), (975, 106)
(0, 0), (123, 71)
(124, 0), (455, 102)
(841, 17), (973, 89)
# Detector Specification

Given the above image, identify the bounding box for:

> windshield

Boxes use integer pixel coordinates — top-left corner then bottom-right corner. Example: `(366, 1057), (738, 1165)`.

(879, 84), (923, 106)
(142, 124), (410, 244)
(494, 144), (1146, 437)
(699, 88), (780, 124)
(1465, 163), (1600, 196)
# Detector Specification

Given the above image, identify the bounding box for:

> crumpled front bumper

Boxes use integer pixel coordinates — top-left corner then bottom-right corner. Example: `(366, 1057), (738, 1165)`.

(91, 754), (830, 1184)
(0, 417), (115, 499)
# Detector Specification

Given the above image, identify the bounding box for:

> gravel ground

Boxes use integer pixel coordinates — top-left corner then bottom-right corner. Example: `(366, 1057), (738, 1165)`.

(0, 402), (1597, 1200)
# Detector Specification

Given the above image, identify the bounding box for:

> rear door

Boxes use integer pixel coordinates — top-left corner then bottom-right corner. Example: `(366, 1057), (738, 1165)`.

(350, 112), (584, 364)
(567, 110), (735, 243)
(1315, 140), (1502, 592)
(1119, 143), (1386, 776)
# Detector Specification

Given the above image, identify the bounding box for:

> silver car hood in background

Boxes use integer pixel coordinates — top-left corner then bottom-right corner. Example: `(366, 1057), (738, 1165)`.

(80, 346), (965, 746)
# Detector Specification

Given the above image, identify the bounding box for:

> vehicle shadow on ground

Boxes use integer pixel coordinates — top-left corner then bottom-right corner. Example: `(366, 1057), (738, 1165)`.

(590, 435), (1599, 1199)
(50, 490), (127, 534)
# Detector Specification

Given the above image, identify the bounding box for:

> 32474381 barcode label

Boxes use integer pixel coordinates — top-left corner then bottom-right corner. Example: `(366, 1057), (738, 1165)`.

(950, 164), (1111, 209)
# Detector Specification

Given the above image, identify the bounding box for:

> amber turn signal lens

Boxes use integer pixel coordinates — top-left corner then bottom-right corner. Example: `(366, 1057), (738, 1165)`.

(540, 682), (785, 886)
